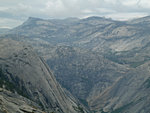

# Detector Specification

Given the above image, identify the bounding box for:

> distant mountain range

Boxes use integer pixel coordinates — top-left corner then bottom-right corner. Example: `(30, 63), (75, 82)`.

(1, 16), (150, 113)
(0, 28), (10, 34)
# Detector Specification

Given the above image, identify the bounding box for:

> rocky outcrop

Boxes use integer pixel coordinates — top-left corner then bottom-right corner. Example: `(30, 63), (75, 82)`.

(0, 88), (45, 113)
(0, 39), (86, 113)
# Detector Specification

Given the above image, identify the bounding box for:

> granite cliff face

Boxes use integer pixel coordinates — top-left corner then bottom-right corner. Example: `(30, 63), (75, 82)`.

(0, 88), (45, 113)
(0, 39), (86, 113)
(1, 16), (150, 112)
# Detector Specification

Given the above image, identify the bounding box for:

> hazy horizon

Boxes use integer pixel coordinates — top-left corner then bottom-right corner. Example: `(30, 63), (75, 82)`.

(1, 0), (150, 28)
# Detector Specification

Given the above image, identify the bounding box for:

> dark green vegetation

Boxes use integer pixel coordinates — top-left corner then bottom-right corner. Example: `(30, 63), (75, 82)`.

(111, 103), (133, 113)
(79, 98), (89, 107)
(143, 77), (150, 88)
(0, 68), (29, 98)
(73, 105), (85, 113)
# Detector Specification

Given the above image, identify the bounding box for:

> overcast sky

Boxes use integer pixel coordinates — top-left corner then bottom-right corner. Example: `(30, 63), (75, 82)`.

(0, 0), (150, 28)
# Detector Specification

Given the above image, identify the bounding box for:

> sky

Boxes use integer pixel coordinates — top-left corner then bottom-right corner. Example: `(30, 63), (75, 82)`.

(0, 0), (150, 28)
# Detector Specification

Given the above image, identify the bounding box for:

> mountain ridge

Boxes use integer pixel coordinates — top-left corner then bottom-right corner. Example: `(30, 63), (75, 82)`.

(1, 15), (150, 112)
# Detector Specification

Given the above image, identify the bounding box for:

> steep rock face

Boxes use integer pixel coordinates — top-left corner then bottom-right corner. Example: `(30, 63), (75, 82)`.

(0, 39), (85, 113)
(89, 62), (150, 113)
(0, 88), (45, 113)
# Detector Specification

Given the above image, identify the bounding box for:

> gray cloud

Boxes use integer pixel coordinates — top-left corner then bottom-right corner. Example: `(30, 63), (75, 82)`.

(0, 0), (150, 28)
